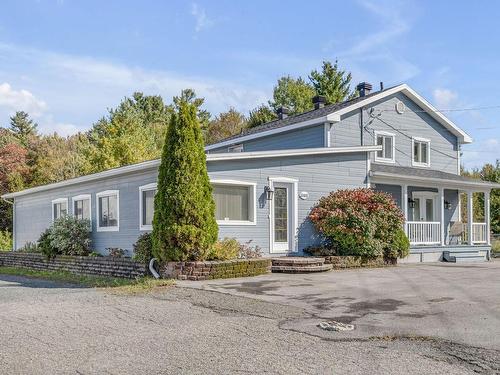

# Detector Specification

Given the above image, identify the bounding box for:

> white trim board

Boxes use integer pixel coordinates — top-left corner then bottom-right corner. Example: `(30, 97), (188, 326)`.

(2, 146), (381, 199)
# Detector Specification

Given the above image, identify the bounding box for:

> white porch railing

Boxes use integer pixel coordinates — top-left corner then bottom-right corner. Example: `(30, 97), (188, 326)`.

(464, 223), (488, 244)
(406, 221), (441, 245)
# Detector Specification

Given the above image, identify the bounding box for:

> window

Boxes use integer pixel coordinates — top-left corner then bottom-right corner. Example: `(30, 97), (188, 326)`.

(72, 195), (91, 223)
(211, 180), (256, 225)
(374, 131), (395, 163)
(412, 137), (430, 167)
(96, 190), (119, 231)
(139, 183), (157, 230)
(52, 198), (68, 221)
(228, 144), (244, 153)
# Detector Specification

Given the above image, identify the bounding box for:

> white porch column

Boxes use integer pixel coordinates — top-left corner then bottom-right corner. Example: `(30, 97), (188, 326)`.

(467, 190), (474, 245)
(439, 187), (445, 246)
(402, 184), (408, 234)
(485, 190), (491, 246)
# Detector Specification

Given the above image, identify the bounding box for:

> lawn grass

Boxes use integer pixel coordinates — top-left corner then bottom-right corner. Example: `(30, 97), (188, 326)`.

(492, 239), (500, 254)
(0, 266), (174, 293)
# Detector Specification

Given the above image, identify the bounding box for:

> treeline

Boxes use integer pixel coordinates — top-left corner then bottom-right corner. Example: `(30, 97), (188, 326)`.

(1, 59), (498, 236)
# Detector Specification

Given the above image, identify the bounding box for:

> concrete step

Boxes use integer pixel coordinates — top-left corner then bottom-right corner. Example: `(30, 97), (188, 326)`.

(271, 264), (333, 273)
(455, 256), (486, 263)
(271, 257), (325, 268)
(453, 252), (481, 258)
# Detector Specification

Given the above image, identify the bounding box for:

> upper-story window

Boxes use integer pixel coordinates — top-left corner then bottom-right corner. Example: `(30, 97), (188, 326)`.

(211, 180), (256, 225)
(228, 144), (244, 153)
(374, 131), (395, 163)
(52, 198), (68, 221)
(96, 190), (119, 231)
(412, 137), (431, 167)
(139, 183), (157, 231)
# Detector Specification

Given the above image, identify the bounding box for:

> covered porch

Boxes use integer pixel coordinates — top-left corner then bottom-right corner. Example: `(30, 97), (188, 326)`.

(370, 164), (499, 262)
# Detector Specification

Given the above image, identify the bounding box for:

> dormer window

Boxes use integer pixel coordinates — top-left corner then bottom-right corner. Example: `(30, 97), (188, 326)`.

(412, 137), (430, 167)
(374, 131), (395, 163)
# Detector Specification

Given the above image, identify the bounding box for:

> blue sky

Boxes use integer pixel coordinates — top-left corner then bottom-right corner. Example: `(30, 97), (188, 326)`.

(0, 0), (498, 169)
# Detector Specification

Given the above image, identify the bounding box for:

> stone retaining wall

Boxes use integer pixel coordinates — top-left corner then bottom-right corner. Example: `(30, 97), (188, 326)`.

(324, 256), (394, 269)
(0, 252), (146, 279)
(161, 258), (271, 280)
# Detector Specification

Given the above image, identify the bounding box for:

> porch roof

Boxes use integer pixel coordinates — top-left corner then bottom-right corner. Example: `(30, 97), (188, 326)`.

(370, 164), (500, 191)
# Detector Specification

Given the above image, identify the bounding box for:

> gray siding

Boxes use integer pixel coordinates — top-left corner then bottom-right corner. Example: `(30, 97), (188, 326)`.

(14, 153), (368, 256)
(330, 92), (459, 174)
(208, 124), (325, 153)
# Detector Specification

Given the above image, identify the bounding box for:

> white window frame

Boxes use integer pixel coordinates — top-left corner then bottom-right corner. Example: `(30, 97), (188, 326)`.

(227, 144), (244, 153)
(139, 183), (157, 231)
(374, 131), (396, 163)
(51, 198), (68, 222)
(412, 137), (431, 168)
(211, 179), (257, 226)
(71, 194), (92, 229)
(96, 190), (120, 232)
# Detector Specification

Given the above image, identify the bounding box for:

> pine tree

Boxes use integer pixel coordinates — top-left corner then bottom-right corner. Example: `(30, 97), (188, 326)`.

(152, 91), (218, 262)
(9, 111), (38, 146)
(309, 60), (356, 104)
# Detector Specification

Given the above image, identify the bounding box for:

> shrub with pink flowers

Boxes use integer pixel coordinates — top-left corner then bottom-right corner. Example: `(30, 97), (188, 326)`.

(309, 188), (405, 258)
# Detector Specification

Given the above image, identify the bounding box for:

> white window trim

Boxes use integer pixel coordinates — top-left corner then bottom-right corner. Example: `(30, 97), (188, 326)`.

(139, 183), (157, 231)
(374, 131), (396, 163)
(96, 190), (120, 232)
(51, 198), (68, 222)
(71, 194), (92, 229)
(412, 137), (431, 168)
(211, 179), (257, 226)
(268, 177), (299, 254)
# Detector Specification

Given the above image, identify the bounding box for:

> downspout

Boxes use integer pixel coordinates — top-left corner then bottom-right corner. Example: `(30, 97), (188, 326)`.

(1, 197), (14, 251)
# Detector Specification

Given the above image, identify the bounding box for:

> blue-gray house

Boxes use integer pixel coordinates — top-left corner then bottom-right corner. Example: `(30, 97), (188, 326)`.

(3, 83), (499, 262)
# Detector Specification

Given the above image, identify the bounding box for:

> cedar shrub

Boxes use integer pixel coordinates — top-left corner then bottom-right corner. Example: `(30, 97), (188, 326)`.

(152, 94), (218, 262)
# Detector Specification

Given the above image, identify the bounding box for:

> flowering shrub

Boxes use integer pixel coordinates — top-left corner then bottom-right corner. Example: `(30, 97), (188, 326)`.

(309, 188), (405, 258)
(208, 238), (263, 261)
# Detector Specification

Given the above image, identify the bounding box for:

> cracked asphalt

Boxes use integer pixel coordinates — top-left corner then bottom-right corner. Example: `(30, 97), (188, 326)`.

(0, 262), (499, 374)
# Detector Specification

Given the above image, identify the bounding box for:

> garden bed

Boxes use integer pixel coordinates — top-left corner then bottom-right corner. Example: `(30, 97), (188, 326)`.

(161, 258), (271, 280)
(0, 252), (146, 279)
(324, 255), (395, 269)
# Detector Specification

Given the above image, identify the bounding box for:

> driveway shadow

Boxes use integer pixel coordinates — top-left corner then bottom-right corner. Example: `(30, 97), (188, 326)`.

(0, 274), (87, 289)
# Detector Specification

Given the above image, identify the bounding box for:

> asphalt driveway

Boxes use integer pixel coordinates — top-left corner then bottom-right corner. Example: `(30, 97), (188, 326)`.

(180, 260), (500, 350)
(1, 262), (499, 374)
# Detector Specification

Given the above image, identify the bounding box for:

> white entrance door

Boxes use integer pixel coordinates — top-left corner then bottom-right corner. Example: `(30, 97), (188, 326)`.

(412, 192), (437, 222)
(271, 182), (295, 253)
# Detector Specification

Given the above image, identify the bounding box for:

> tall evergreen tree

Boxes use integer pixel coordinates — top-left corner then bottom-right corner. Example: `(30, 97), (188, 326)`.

(9, 111), (38, 146)
(309, 60), (356, 104)
(152, 91), (218, 262)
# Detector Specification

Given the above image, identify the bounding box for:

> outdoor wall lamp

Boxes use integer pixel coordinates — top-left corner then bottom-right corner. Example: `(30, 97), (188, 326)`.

(444, 200), (452, 210)
(265, 186), (274, 201)
(408, 198), (416, 209)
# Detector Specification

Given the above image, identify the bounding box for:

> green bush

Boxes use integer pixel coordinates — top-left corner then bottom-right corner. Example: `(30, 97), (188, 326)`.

(133, 232), (153, 263)
(385, 228), (410, 259)
(38, 228), (57, 259)
(309, 188), (404, 258)
(492, 240), (500, 253)
(0, 230), (12, 251)
(208, 238), (240, 260)
(303, 246), (337, 257)
(49, 217), (91, 256)
(152, 91), (218, 262)
(18, 241), (39, 253)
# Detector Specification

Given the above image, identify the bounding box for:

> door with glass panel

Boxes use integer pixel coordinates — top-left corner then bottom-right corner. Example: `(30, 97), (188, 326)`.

(271, 182), (293, 253)
(411, 192), (436, 222)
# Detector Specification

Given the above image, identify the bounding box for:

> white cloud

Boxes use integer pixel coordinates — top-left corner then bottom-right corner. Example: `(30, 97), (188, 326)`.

(0, 82), (47, 116)
(433, 88), (458, 109)
(191, 3), (215, 33)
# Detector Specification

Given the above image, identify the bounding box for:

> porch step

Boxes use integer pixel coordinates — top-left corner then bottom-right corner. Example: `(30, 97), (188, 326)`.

(271, 257), (332, 273)
(443, 250), (487, 263)
(455, 256), (486, 263)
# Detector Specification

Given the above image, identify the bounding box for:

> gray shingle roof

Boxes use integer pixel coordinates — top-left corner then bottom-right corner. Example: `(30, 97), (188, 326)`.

(371, 163), (489, 184)
(207, 88), (393, 146)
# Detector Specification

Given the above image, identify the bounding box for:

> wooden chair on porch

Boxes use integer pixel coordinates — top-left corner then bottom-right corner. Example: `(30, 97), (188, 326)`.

(448, 221), (466, 245)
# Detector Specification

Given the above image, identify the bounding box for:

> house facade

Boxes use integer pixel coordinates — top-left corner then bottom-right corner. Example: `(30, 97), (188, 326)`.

(3, 83), (498, 262)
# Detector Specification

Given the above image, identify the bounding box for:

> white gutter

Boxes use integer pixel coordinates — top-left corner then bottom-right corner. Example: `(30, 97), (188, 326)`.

(370, 171), (500, 190)
(2, 145), (381, 199)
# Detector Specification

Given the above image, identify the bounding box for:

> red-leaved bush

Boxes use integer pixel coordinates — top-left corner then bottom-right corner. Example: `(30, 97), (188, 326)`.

(309, 188), (405, 258)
